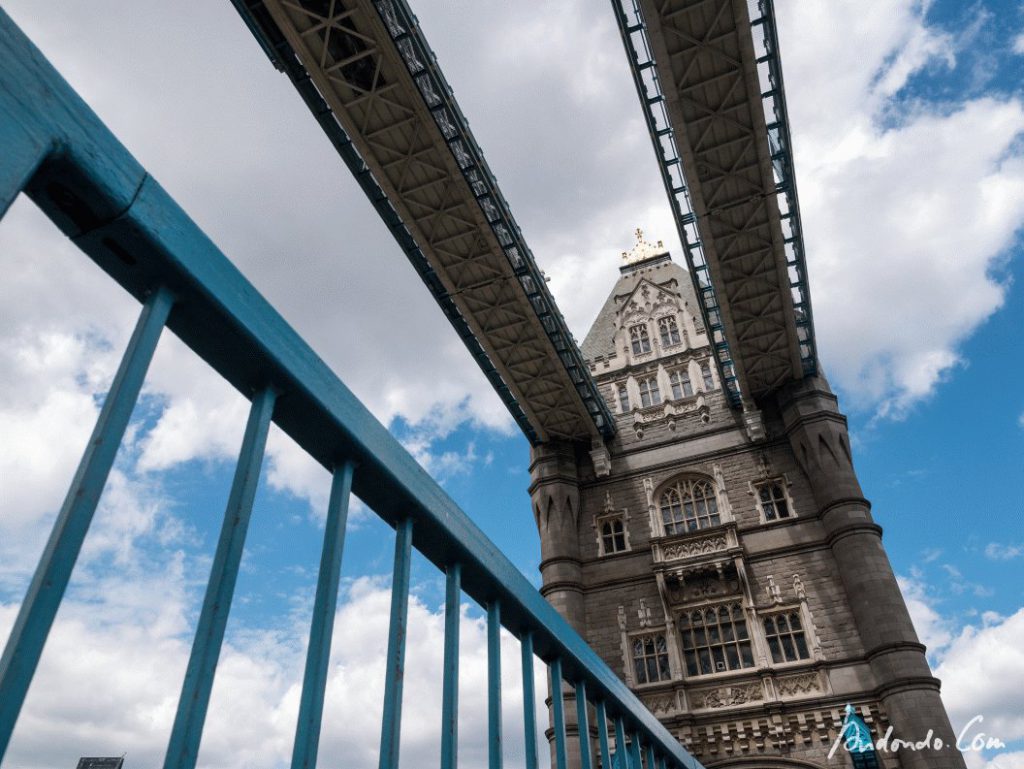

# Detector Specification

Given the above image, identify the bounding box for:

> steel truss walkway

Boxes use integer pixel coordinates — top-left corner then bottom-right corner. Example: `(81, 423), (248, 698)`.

(612, 0), (818, 406)
(0, 10), (703, 769)
(232, 0), (615, 445)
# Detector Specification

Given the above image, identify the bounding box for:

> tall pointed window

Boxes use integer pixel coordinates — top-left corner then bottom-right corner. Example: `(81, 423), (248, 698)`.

(600, 519), (627, 554)
(629, 324), (651, 355)
(762, 611), (810, 663)
(700, 360), (714, 390)
(616, 383), (630, 413)
(638, 377), (661, 408)
(632, 633), (671, 684)
(679, 603), (754, 676)
(659, 478), (720, 534)
(658, 316), (681, 347)
(669, 369), (693, 400)
(757, 481), (791, 521)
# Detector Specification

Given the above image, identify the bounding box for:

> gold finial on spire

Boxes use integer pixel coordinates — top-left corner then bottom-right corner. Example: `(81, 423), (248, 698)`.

(621, 227), (669, 265)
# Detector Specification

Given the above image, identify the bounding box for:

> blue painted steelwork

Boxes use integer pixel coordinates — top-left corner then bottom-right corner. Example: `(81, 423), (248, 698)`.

(165, 386), (277, 769)
(629, 731), (643, 769)
(0, 10), (704, 769)
(0, 286), (173, 758)
(646, 741), (657, 769)
(609, 0), (742, 407)
(231, 0), (615, 443)
(550, 658), (569, 769)
(291, 460), (356, 769)
(379, 517), (413, 769)
(596, 701), (612, 769)
(575, 680), (593, 769)
(520, 632), (539, 769)
(487, 600), (503, 769)
(750, 0), (818, 374)
(614, 716), (629, 769)
(441, 563), (461, 769)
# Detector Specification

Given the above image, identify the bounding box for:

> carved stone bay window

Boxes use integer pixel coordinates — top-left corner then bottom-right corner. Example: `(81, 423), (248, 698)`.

(631, 632), (672, 684)
(679, 602), (755, 676)
(629, 323), (651, 355)
(658, 315), (681, 348)
(762, 610), (811, 663)
(660, 477), (720, 534)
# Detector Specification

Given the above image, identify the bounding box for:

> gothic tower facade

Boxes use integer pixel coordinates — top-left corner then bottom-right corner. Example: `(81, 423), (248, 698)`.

(530, 233), (964, 769)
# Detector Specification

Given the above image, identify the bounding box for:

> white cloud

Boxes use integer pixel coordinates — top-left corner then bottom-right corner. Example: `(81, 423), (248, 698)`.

(0, 572), (549, 769)
(937, 609), (1024, 750)
(984, 543), (1024, 560)
(1013, 33), (1024, 55)
(775, 1), (1024, 416)
(898, 574), (955, 656)
(898, 575), (1024, 768)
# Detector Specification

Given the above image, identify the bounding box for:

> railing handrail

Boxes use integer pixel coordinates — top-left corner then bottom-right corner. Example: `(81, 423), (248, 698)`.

(0, 9), (702, 769)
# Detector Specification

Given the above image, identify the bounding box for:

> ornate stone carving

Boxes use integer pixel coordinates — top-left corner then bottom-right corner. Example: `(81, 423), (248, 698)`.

(691, 682), (764, 709)
(642, 695), (675, 716)
(776, 672), (822, 697)
(661, 535), (728, 561)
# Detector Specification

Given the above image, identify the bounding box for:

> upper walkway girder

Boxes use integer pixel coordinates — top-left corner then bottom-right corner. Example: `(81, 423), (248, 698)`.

(233, 0), (614, 444)
(613, 0), (818, 404)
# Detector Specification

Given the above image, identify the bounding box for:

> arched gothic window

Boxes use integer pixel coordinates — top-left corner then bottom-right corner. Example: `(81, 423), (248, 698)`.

(638, 377), (661, 408)
(757, 481), (791, 520)
(600, 519), (627, 554)
(631, 633), (671, 683)
(762, 611), (810, 663)
(629, 324), (651, 355)
(658, 316), (681, 347)
(659, 478), (720, 534)
(700, 360), (714, 390)
(669, 369), (693, 399)
(679, 603), (754, 675)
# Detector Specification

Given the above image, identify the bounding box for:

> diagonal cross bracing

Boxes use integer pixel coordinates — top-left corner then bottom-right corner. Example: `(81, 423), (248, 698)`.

(232, 0), (614, 443)
(611, 0), (818, 404)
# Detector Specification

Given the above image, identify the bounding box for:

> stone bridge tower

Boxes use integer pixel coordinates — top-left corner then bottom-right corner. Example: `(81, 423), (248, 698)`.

(529, 232), (964, 769)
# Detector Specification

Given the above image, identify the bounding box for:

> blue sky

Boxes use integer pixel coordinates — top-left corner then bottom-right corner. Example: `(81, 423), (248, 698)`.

(1, 1), (1023, 768)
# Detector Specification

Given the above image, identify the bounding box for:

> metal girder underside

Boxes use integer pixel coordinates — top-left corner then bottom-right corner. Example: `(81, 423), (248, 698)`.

(616, 0), (817, 402)
(233, 0), (613, 444)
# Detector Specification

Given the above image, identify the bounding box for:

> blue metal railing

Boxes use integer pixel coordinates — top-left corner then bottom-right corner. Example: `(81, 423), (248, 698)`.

(0, 10), (703, 769)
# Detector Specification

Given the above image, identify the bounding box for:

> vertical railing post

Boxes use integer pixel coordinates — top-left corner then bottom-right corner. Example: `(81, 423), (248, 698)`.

(440, 563), (461, 769)
(629, 732), (642, 769)
(614, 717), (628, 769)
(520, 632), (538, 769)
(596, 701), (611, 769)
(291, 460), (356, 769)
(575, 680), (592, 769)
(163, 385), (276, 769)
(487, 600), (502, 769)
(379, 517), (413, 769)
(550, 658), (568, 769)
(0, 286), (174, 760)
(645, 743), (656, 769)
